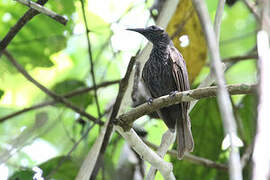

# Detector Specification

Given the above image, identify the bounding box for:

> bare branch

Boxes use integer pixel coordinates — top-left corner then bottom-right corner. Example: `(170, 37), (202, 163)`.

(189, 0), (227, 111)
(222, 53), (258, 63)
(214, 0), (225, 43)
(92, 54), (137, 177)
(241, 142), (253, 168)
(3, 50), (102, 125)
(242, 0), (260, 20)
(252, 1), (270, 175)
(116, 126), (175, 180)
(146, 130), (176, 180)
(170, 7), (194, 39)
(15, 0), (68, 25)
(79, 0), (102, 119)
(144, 140), (228, 171)
(117, 84), (256, 131)
(76, 121), (109, 180)
(0, 0), (48, 55)
(0, 80), (120, 123)
(191, 0), (243, 179)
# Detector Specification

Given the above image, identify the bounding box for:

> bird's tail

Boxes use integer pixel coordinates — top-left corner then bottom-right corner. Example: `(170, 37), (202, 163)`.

(177, 114), (194, 159)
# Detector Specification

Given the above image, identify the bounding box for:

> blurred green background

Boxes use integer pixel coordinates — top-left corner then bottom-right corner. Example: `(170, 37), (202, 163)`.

(0, 0), (257, 179)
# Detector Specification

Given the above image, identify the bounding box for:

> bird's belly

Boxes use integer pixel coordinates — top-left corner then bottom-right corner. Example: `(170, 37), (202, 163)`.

(143, 61), (176, 98)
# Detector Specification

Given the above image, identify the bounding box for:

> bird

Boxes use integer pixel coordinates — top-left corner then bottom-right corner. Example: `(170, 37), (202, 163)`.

(127, 25), (194, 159)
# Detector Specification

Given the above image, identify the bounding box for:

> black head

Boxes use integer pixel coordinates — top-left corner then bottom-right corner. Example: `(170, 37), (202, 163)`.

(127, 25), (170, 46)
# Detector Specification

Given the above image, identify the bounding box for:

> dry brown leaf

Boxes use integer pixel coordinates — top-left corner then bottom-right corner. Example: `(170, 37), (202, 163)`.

(166, 0), (207, 83)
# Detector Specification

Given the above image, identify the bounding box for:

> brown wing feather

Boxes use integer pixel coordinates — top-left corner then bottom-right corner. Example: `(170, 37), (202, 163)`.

(169, 46), (190, 111)
(169, 47), (190, 91)
(169, 46), (194, 159)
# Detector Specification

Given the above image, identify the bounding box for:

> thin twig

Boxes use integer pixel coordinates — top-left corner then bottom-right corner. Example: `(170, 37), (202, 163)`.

(241, 142), (253, 168)
(0, 80), (120, 123)
(92, 54), (137, 177)
(144, 140), (228, 171)
(117, 83), (256, 131)
(46, 123), (95, 179)
(0, 0), (48, 56)
(242, 0), (260, 20)
(231, 97), (247, 144)
(15, 0), (68, 25)
(75, 120), (109, 180)
(80, 0), (102, 119)
(3, 50), (102, 125)
(222, 53), (258, 63)
(170, 7), (194, 39)
(205, 53), (258, 66)
(191, 0), (243, 179)
(214, 0), (225, 43)
(146, 130), (176, 180)
(116, 127), (175, 179)
(252, 2), (270, 176)
(220, 30), (257, 45)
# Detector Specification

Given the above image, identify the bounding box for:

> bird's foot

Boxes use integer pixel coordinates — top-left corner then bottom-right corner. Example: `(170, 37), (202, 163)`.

(169, 91), (178, 98)
(147, 97), (153, 105)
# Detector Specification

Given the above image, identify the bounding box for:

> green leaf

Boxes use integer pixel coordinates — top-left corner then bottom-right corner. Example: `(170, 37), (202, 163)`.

(9, 156), (79, 180)
(238, 95), (257, 144)
(173, 98), (227, 180)
(0, 1), (75, 69)
(52, 79), (93, 109)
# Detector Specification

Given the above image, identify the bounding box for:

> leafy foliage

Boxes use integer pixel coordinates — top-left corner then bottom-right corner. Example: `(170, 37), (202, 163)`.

(52, 79), (93, 109)
(0, 1), (75, 69)
(167, 0), (207, 83)
(173, 98), (227, 180)
(9, 156), (79, 180)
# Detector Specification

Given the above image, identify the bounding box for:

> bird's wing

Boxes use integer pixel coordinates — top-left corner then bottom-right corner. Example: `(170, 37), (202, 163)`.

(169, 46), (190, 93)
(169, 46), (194, 157)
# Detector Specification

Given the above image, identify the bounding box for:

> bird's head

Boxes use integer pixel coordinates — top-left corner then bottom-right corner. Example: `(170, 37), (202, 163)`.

(127, 25), (170, 46)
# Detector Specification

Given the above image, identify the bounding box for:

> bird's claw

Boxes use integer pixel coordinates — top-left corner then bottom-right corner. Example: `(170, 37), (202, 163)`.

(169, 91), (178, 98)
(147, 98), (153, 105)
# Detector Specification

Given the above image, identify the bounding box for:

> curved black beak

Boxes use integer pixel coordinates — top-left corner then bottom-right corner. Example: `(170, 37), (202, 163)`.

(126, 28), (147, 35)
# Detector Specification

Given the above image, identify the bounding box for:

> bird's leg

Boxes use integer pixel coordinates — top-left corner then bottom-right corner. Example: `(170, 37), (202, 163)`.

(169, 91), (178, 98)
(147, 97), (153, 105)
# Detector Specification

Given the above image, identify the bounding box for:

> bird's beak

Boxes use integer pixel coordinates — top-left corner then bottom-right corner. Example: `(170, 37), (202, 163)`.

(126, 28), (147, 35)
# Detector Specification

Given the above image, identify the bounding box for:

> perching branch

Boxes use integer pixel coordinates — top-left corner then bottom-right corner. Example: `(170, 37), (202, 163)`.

(191, 0), (243, 179)
(0, 80), (120, 123)
(15, 0), (68, 25)
(0, 0), (48, 55)
(117, 84), (256, 131)
(3, 50), (103, 125)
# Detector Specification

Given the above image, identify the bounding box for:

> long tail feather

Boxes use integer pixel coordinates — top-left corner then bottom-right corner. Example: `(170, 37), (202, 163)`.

(177, 114), (194, 159)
